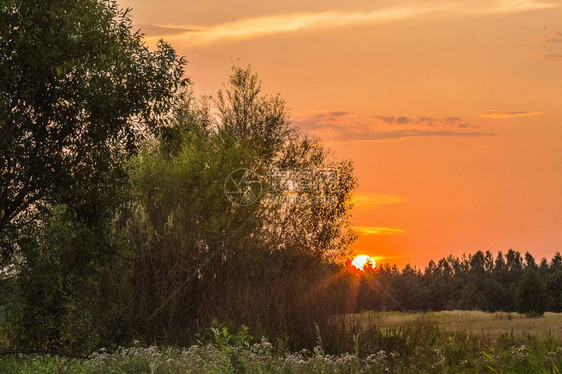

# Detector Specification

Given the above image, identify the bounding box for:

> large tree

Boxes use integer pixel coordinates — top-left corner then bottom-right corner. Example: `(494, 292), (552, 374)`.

(0, 0), (187, 260)
(98, 66), (357, 344)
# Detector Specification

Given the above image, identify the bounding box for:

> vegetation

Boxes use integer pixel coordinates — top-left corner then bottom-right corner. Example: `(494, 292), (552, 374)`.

(0, 0), (186, 254)
(1, 313), (562, 373)
(350, 249), (560, 317)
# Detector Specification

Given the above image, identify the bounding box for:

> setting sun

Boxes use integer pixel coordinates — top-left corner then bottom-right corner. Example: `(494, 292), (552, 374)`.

(351, 255), (376, 271)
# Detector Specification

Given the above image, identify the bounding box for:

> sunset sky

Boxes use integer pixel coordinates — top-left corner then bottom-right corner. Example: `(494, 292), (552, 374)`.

(121, 0), (562, 267)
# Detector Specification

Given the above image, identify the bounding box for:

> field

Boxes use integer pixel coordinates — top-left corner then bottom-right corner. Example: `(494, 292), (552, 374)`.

(1, 311), (562, 373)
(352, 310), (562, 342)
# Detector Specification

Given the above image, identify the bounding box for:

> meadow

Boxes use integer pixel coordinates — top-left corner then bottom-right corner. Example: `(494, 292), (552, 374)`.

(352, 310), (562, 342)
(2, 311), (561, 373)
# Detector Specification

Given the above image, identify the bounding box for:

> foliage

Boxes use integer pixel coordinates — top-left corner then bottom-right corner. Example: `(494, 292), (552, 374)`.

(96, 66), (357, 346)
(0, 0), (186, 353)
(516, 269), (549, 317)
(0, 0), (187, 261)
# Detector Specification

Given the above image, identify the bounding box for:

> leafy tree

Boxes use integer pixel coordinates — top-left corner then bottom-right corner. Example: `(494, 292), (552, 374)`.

(0, 0), (187, 261)
(100, 66), (357, 344)
(515, 269), (549, 317)
(0, 0), (186, 351)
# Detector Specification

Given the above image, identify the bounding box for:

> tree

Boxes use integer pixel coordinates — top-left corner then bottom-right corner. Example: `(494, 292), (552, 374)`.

(515, 269), (549, 317)
(524, 252), (536, 268)
(99, 66), (357, 344)
(0, 0), (187, 260)
(0, 0), (186, 351)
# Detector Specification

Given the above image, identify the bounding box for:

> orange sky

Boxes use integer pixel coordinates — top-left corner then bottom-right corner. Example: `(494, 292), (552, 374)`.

(121, 0), (562, 267)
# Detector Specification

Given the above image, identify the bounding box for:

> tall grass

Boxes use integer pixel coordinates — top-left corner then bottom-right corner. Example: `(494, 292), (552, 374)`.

(2, 314), (562, 373)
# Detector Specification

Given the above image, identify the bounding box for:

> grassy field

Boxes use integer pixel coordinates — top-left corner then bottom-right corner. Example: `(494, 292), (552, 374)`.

(1, 311), (562, 373)
(351, 310), (562, 342)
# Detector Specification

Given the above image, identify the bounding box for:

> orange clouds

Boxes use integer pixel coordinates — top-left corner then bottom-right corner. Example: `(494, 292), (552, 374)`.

(352, 193), (404, 212)
(352, 226), (406, 236)
(480, 110), (545, 119)
(531, 53), (562, 60)
(546, 31), (562, 43)
(292, 110), (495, 143)
(139, 0), (560, 47)
(136, 24), (195, 37)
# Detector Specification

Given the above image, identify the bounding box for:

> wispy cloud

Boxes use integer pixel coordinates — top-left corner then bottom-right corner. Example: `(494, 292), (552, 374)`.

(373, 115), (474, 128)
(144, 1), (559, 46)
(335, 129), (496, 143)
(352, 193), (405, 212)
(480, 110), (545, 118)
(532, 32), (562, 59)
(352, 226), (406, 236)
(546, 31), (562, 43)
(135, 24), (196, 37)
(293, 110), (494, 143)
(531, 53), (562, 60)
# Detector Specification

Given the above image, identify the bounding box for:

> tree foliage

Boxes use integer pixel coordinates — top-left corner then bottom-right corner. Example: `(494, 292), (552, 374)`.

(97, 66), (357, 345)
(0, 0), (187, 261)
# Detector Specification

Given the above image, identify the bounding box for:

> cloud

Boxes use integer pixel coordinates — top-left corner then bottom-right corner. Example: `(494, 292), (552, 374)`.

(143, 1), (559, 46)
(480, 110), (545, 118)
(531, 53), (562, 60)
(546, 31), (562, 43)
(372, 115), (467, 127)
(293, 110), (494, 142)
(374, 116), (395, 124)
(336, 129), (496, 143)
(352, 193), (404, 212)
(352, 226), (406, 236)
(532, 32), (562, 59)
(292, 110), (351, 131)
(135, 24), (196, 37)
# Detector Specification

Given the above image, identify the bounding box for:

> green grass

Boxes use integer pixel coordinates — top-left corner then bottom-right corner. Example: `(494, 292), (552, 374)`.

(2, 312), (562, 373)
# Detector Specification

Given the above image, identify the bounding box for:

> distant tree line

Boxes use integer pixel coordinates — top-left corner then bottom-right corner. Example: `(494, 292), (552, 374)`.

(351, 250), (560, 317)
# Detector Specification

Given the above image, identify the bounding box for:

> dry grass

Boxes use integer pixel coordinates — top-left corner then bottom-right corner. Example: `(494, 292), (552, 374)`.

(350, 310), (562, 342)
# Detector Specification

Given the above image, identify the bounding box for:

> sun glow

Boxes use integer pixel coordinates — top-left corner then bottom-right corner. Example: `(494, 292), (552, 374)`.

(351, 255), (376, 271)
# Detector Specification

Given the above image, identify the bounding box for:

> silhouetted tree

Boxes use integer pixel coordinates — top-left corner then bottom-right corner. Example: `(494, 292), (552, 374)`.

(515, 269), (549, 317)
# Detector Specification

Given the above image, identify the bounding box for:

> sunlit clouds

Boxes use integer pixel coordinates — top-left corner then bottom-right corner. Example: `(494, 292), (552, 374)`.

(136, 24), (195, 36)
(139, 0), (559, 47)
(292, 110), (496, 143)
(531, 53), (562, 59)
(545, 31), (562, 43)
(352, 226), (406, 236)
(351, 193), (404, 212)
(480, 110), (545, 119)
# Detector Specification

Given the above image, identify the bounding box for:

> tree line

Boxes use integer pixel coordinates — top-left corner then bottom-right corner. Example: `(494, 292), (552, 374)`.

(353, 250), (560, 317)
